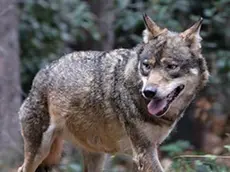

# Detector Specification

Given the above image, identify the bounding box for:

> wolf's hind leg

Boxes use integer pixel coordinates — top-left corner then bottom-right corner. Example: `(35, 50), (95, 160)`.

(82, 150), (105, 172)
(18, 97), (60, 172)
(18, 123), (58, 172)
(41, 136), (63, 167)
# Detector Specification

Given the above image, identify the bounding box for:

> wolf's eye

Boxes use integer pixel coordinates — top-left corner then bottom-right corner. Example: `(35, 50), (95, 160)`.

(166, 64), (178, 70)
(143, 60), (151, 69)
(141, 60), (151, 75)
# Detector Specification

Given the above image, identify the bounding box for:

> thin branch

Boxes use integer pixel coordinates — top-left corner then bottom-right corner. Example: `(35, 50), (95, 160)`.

(174, 155), (230, 159)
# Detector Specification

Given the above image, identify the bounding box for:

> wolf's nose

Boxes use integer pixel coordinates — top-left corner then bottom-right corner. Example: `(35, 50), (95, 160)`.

(143, 86), (157, 99)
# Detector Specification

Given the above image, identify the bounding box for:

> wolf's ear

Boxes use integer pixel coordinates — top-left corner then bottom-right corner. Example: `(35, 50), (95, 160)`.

(142, 14), (166, 43)
(180, 18), (203, 51)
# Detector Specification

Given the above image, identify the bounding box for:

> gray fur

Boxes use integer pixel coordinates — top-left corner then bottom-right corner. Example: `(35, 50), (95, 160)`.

(18, 15), (209, 172)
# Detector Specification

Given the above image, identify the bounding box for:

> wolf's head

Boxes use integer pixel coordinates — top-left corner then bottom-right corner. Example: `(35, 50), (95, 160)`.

(138, 14), (209, 118)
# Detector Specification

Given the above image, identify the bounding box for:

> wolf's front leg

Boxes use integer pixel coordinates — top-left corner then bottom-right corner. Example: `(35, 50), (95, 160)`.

(132, 148), (164, 172)
(125, 122), (164, 172)
(82, 150), (105, 172)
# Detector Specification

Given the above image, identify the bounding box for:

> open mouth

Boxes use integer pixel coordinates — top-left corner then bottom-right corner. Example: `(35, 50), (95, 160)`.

(147, 85), (185, 117)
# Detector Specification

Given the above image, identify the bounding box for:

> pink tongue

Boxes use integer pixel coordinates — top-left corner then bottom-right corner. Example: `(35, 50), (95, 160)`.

(147, 99), (167, 116)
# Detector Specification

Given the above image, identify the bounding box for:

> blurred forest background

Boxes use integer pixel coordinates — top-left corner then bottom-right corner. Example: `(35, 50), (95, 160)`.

(0, 0), (230, 171)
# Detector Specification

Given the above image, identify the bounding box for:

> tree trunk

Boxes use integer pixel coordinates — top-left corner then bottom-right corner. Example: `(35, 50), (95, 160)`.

(86, 0), (115, 51)
(0, 0), (22, 167)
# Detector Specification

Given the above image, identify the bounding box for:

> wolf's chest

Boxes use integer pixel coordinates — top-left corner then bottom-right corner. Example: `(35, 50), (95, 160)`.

(138, 122), (173, 145)
(62, 113), (131, 153)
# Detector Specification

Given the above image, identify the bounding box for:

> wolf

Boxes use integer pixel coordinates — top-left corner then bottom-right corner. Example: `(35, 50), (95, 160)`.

(18, 14), (209, 172)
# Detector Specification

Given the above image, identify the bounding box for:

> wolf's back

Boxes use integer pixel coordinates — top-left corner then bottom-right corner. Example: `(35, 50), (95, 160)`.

(27, 49), (139, 118)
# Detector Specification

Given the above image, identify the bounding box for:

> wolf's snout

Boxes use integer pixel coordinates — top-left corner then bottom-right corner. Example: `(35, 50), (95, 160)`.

(143, 85), (157, 99)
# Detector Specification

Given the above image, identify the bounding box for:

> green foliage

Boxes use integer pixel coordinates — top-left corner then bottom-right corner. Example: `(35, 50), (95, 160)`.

(60, 163), (82, 172)
(19, 0), (99, 93)
(170, 158), (230, 172)
(160, 140), (191, 157)
(224, 145), (230, 152)
(162, 141), (230, 172)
